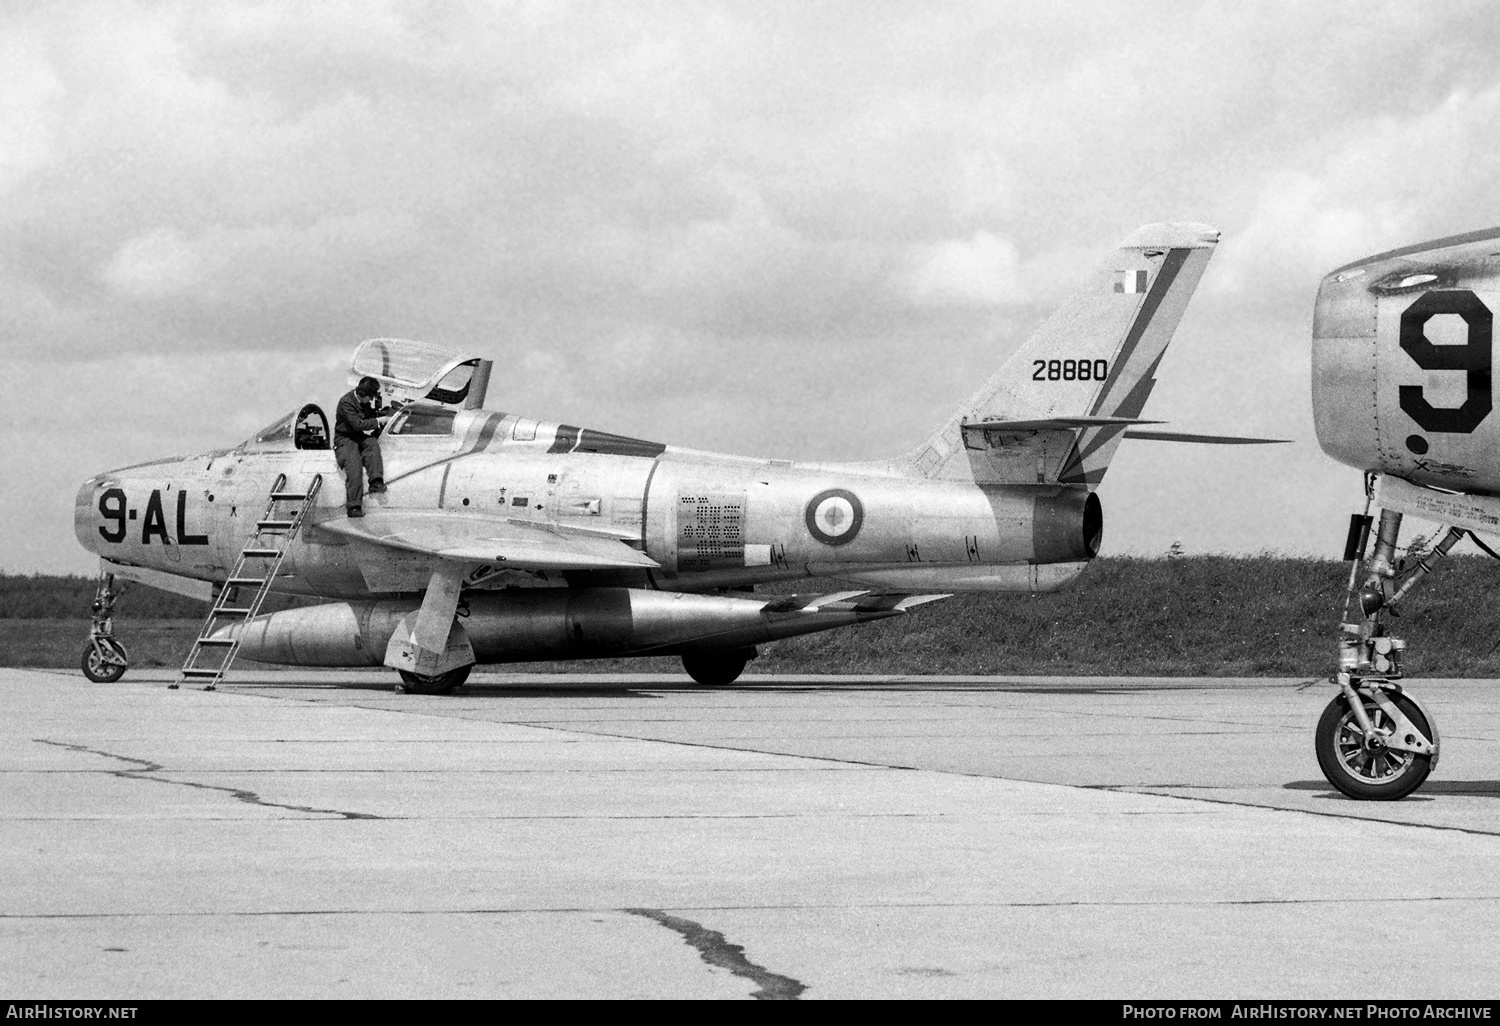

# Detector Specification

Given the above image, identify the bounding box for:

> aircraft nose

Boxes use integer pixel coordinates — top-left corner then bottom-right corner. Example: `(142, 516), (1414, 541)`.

(1312, 265), (1379, 342)
(75, 476), (104, 556)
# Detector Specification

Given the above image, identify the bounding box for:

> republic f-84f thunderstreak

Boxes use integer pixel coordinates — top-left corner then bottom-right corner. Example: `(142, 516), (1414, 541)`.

(1313, 225), (1500, 799)
(76, 221), (1258, 693)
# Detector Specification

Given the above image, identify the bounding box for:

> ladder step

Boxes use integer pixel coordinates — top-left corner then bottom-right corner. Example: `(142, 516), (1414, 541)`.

(213, 607), (254, 617)
(181, 668), (221, 678)
(241, 549), (282, 559)
(196, 638), (234, 647)
(225, 577), (264, 587)
(257, 520), (297, 530)
(270, 492), (308, 501)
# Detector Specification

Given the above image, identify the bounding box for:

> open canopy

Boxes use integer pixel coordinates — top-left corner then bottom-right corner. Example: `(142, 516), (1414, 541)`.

(349, 337), (491, 407)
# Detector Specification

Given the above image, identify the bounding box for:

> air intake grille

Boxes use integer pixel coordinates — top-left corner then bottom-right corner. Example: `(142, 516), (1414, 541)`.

(678, 493), (745, 571)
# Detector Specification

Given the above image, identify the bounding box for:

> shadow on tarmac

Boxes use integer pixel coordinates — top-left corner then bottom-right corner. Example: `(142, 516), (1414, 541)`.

(1285, 778), (1500, 797)
(1284, 780), (1450, 802)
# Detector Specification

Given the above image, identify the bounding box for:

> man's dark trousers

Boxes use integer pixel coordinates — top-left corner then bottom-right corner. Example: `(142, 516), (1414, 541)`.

(335, 436), (382, 509)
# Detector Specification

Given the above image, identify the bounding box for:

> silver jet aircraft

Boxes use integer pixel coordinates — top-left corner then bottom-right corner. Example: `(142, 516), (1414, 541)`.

(76, 221), (1245, 694)
(1313, 226), (1500, 799)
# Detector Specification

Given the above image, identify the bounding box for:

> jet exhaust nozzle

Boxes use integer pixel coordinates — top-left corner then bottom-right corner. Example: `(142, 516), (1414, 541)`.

(1032, 488), (1102, 563)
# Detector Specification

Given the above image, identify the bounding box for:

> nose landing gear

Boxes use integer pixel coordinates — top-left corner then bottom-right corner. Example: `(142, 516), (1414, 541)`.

(1320, 488), (1448, 800)
(81, 572), (129, 683)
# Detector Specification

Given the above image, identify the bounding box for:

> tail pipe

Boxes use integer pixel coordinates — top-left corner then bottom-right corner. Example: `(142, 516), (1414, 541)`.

(1033, 489), (1103, 563)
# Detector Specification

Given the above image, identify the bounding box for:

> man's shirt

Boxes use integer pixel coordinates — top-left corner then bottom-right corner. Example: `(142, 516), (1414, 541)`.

(335, 389), (385, 442)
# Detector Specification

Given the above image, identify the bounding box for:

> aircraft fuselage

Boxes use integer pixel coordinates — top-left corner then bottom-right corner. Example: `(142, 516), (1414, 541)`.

(75, 408), (1099, 600)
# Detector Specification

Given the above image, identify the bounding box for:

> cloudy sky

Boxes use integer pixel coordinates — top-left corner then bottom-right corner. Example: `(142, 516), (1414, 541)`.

(5, 0), (1498, 574)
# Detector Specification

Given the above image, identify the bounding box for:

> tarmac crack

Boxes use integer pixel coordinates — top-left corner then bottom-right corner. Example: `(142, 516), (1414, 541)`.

(32, 739), (381, 820)
(624, 908), (806, 1000)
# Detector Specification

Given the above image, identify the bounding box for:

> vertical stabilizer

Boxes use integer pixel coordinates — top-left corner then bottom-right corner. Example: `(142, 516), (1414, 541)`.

(905, 222), (1219, 486)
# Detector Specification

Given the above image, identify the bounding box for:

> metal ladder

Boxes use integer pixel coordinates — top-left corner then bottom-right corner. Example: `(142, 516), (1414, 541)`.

(174, 473), (323, 691)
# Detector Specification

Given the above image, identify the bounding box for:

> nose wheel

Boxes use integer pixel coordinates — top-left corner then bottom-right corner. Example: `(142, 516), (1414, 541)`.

(81, 638), (128, 683)
(1315, 689), (1433, 801)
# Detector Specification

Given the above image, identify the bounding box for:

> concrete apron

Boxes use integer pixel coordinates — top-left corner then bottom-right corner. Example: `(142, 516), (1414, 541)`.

(4, 667), (1500, 999)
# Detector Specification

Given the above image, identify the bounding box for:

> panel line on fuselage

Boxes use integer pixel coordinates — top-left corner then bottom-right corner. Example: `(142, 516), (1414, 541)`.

(640, 455), (663, 584)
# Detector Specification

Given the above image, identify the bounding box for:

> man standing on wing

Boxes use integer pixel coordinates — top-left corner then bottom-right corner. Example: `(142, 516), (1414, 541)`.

(335, 376), (390, 518)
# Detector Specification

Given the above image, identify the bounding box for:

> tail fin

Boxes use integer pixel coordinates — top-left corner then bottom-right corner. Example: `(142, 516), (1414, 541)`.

(904, 222), (1219, 486)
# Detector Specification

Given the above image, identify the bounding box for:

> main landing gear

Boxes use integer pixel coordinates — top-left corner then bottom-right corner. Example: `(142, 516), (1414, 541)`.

(681, 648), (757, 686)
(1319, 486), (1451, 800)
(396, 665), (472, 695)
(81, 572), (129, 683)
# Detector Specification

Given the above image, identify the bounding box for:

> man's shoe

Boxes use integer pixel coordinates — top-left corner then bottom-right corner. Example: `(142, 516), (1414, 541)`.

(347, 506), (364, 518)
(368, 480), (387, 494)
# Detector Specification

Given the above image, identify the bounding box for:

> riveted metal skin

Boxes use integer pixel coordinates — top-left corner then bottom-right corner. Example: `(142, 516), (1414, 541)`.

(1313, 227), (1500, 492)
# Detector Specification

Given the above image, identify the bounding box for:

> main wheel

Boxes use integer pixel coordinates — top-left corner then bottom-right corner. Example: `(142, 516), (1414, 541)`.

(81, 642), (127, 683)
(397, 665), (471, 695)
(1316, 690), (1433, 800)
(681, 649), (752, 686)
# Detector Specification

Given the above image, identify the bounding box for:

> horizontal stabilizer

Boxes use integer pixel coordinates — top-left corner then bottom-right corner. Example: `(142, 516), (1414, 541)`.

(962, 416), (1164, 433)
(1122, 430), (1290, 445)
(315, 510), (660, 571)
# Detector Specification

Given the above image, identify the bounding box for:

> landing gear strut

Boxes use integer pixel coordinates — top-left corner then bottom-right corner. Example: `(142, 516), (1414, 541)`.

(81, 572), (129, 683)
(1320, 483), (1446, 799)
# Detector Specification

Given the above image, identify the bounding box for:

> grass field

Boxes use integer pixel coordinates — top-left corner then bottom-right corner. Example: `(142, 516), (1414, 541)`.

(14, 556), (1500, 677)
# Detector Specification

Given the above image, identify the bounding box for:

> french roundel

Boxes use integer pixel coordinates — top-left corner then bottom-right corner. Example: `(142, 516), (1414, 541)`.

(804, 488), (864, 546)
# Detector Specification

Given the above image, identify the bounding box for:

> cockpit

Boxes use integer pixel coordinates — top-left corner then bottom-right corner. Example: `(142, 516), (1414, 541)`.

(236, 339), (494, 452)
(242, 403), (332, 452)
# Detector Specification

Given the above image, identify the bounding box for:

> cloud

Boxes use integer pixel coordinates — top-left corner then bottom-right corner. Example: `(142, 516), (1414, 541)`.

(901, 231), (1024, 308)
(101, 228), (215, 298)
(0, 22), (62, 194)
(14, 1), (1500, 571)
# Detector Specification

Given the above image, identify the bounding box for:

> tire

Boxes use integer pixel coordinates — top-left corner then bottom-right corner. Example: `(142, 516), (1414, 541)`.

(681, 649), (753, 687)
(397, 665), (471, 695)
(81, 642), (126, 683)
(1316, 690), (1433, 800)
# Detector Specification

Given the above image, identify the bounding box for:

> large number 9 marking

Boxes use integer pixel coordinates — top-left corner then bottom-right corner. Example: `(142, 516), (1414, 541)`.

(1399, 289), (1492, 433)
(98, 487), (127, 543)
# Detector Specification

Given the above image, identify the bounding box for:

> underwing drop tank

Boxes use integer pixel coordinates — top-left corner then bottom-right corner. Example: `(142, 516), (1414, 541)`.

(217, 587), (947, 670)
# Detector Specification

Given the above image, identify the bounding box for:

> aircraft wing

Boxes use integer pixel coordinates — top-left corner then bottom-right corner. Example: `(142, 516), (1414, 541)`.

(313, 510), (661, 570)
